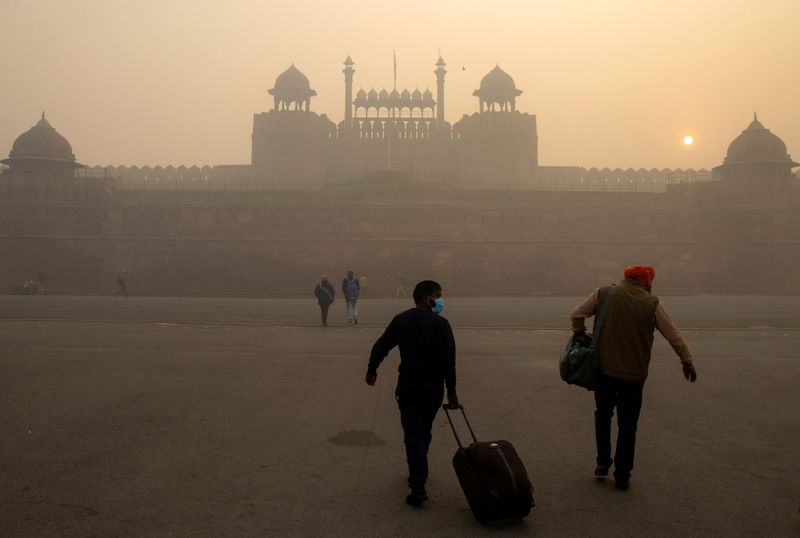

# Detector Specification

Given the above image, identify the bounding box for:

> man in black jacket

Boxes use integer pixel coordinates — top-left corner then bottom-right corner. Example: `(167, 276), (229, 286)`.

(313, 275), (335, 326)
(366, 280), (459, 507)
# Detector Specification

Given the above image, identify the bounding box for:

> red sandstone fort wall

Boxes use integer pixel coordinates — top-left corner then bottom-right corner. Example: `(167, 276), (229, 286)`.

(1, 179), (798, 296)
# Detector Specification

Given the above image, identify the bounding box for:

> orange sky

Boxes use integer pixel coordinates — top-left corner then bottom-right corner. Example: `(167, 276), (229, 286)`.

(0, 0), (798, 170)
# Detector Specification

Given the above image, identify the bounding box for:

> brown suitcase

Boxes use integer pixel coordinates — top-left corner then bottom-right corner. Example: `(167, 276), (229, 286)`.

(443, 405), (535, 523)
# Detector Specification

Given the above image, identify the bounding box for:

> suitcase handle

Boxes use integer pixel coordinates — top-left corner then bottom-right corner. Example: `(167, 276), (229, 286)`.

(442, 404), (478, 449)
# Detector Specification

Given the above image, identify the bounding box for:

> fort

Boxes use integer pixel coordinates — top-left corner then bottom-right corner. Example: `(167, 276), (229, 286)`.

(1, 57), (798, 296)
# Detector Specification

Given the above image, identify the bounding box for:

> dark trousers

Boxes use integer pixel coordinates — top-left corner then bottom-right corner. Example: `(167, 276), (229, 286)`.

(395, 377), (444, 491)
(319, 303), (330, 324)
(594, 373), (644, 482)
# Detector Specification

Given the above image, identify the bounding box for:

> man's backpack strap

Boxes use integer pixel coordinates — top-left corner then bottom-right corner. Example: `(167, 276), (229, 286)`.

(589, 285), (615, 351)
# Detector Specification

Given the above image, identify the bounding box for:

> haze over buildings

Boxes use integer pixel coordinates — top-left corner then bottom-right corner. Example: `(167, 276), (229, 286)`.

(1, 0), (799, 298)
(1, 0), (798, 169)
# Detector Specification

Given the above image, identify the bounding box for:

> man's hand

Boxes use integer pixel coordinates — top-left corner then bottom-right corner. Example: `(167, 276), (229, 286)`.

(682, 362), (697, 383)
(445, 392), (460, 409)
(365, 371), (377, 386)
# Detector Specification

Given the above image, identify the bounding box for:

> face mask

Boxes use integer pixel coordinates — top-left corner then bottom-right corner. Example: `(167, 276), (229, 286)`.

(430, 297), (445, 314)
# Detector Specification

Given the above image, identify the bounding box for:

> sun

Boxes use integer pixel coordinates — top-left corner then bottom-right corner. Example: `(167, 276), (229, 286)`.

(683, 135), (694, 146)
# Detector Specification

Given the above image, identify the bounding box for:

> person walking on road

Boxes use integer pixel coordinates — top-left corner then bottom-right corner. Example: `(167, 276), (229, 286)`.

(366, 280), (459, 507)
(358, 274), (369, 297)
(394, 272), (407, 299)
(570, 265), (697, 491)
(342, 270), (360, 324)
(314, 275), (336, 326)
(115, 269), (128, 297)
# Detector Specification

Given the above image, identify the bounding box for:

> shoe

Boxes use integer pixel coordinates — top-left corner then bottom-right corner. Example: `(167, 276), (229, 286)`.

(348, 319), (353, 324)
(354, 319), (359, 325)
(615, 480), (630, 491)
(405, 490), (428, 507)
(594, 464), (610, 477)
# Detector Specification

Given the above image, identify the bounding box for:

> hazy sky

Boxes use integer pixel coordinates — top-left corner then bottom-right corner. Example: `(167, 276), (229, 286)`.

(1, 0), (798, 169)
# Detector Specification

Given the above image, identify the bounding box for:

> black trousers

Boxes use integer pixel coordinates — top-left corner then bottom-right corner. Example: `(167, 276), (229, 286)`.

(594, 373), (644, 482)
(319, 303), (330, 324)
(395, 377), (444, 491)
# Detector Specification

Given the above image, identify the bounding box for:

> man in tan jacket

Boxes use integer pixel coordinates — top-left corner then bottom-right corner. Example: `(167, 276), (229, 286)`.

(570, 265), (697, 490)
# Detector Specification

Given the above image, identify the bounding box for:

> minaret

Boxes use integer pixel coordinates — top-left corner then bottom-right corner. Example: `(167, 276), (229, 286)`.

(343, 55), (355, 129)
(435, 55), (447, 129)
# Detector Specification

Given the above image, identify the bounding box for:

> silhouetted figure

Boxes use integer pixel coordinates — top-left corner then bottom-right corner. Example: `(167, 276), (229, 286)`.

(341, 270), (360, 324)
(115, 269), (128, 297)
(394, 272), (407, 298)
(366, 280), (458, 507)
(570, 265), (697, 491)
(313, 275), (335, 326)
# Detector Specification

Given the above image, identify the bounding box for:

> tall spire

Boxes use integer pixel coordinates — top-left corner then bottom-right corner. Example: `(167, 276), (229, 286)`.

(434, 54), (447, 128)
(343, 54), (355, 129)
(393, 50), (397, 92)
(754, 111), (758, 121)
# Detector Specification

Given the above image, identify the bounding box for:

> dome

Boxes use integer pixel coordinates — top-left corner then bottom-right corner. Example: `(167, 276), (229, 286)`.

(8, 114), (76, 163)
(411, 89), (422, 100)
(389, 89), (400, 99)
(356, 88), (367, 98)
(422, 88), (433, 99)
(724, 115), (793, 164)
(401, 88), (411, 99)
(478, 65), (519, 94)
(267, 63), (316, 110)
(472, 65), (523, 112)
(379, 88), (389, 99)
(273, 63), (311, 91)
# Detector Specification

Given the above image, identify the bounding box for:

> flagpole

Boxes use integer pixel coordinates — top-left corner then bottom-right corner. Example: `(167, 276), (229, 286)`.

(389, 49), (395, 170)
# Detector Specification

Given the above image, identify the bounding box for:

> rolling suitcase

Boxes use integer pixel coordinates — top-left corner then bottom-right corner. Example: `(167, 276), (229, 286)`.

(442, 405), (535, 523)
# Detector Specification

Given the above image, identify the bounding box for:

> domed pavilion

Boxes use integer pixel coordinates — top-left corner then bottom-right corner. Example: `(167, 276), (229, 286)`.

(712, 114), (798, 182)
(2, 113), (84, 176)
(268, 64), (317, 112)
(472, 65), (523, 112)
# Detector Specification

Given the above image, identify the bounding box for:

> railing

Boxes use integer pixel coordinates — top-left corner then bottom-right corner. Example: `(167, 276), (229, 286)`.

(90, 168), (715, 193)
(112, 178), (311, 191)
(532, 171), (713, 193)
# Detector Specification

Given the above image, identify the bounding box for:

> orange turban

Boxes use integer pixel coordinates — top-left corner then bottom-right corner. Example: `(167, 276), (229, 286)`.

(624, 265), (656, 286)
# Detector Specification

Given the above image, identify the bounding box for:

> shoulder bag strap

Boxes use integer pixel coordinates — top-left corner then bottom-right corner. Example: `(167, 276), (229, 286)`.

(589, 285), (615, 351)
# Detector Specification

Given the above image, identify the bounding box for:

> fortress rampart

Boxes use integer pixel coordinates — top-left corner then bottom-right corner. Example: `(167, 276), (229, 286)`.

(1, 178), (798, 296)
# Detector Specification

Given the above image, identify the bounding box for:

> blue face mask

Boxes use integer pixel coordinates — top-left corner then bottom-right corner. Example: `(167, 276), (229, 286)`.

(431, 297), (445, 314)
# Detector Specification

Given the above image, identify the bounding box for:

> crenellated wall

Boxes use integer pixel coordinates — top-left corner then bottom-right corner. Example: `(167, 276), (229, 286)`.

(1, 177), (798, 296)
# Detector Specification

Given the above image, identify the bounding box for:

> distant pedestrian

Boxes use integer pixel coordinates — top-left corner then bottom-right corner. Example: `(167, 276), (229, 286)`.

(358, 274), (369, 296)
(394, 272), (407, 299)
(341, 270), (360, 324)
(570, 265), (697, 491)
(115, 269), (128, 297)
(366, 279), (458, 507)
(314, 275), (336, 326)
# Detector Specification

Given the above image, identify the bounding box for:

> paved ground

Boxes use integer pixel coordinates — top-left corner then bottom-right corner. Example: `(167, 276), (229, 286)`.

(0, 295), (798, 537)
